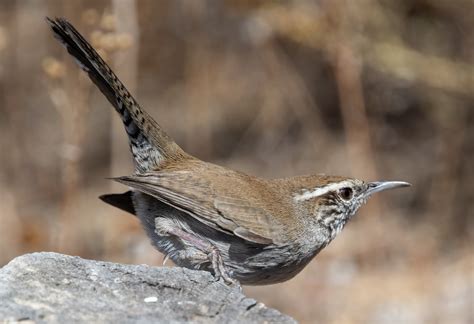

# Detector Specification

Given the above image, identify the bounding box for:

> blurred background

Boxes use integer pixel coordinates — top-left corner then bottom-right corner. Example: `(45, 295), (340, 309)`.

(0, 0), (472, 322)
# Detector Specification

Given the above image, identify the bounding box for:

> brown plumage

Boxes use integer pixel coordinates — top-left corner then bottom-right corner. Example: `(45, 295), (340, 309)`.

(47, 17), (410, 285)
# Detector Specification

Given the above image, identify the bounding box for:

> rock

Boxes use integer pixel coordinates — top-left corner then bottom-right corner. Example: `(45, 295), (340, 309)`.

(0, 252), (295, 323)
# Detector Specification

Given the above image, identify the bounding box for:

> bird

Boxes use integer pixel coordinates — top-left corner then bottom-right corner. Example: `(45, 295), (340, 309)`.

(47, 17), (410, 286)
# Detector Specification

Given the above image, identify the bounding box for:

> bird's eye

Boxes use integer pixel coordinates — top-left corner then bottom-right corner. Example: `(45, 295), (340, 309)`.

(338, 187), (353, 200)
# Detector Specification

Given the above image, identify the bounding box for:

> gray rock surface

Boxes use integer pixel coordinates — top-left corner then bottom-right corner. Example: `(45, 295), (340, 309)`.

(0, 252), (295, 323)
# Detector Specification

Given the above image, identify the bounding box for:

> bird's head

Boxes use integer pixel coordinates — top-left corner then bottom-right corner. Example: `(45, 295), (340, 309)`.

(294, 177), (410, 240)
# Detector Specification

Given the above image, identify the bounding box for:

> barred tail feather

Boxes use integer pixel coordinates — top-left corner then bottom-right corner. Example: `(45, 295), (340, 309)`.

(47, 17), (186, 172)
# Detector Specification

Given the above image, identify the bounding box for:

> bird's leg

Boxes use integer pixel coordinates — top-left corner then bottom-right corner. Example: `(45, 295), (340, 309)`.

(162, 254), (170, 266)
(165, 227), (238, 285)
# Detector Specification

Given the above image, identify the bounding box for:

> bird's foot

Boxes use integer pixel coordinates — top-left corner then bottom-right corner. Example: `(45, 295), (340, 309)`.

(166, 227), (238, 286)
(208, 246), (239, 286)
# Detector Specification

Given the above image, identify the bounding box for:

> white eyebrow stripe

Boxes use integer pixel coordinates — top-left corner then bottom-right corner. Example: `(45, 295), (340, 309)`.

(293, 181), (352, 202)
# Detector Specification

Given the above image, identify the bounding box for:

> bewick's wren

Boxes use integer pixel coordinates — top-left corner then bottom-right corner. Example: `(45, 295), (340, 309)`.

(47, 18), (410, 286)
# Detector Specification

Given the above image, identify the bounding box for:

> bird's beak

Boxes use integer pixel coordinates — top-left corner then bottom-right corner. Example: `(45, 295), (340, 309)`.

(365, 181), (411, 197)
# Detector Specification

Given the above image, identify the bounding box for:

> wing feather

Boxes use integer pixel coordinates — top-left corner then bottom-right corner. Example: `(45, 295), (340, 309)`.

(113, 172), (280, 245)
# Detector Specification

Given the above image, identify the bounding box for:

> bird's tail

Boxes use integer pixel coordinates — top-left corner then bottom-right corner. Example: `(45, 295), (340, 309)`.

(47, 17), (187, 172)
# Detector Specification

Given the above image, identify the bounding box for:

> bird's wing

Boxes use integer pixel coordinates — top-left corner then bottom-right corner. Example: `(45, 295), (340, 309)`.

(99, 191), (136, 215)
(113, 172), (280, 245)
